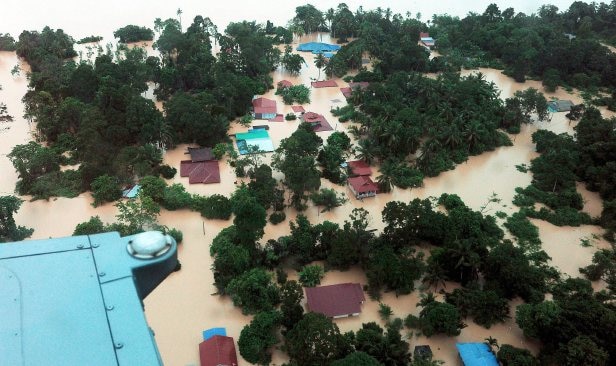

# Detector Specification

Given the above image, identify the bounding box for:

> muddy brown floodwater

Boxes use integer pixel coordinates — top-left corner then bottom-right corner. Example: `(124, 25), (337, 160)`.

(0, 29), (611, 366)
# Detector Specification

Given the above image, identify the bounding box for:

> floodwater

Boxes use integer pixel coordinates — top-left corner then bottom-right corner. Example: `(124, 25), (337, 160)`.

(0, 5), (611, 366)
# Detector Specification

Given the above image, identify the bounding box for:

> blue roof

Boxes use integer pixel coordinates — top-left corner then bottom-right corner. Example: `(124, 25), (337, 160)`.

(297, 42), (341, 52)
(0, 231), (178, 366)
(235, 129), (274, 155)
(456, 343), (499, 366)
(122, 184), (141, 198)
(203, 327), (227, 341)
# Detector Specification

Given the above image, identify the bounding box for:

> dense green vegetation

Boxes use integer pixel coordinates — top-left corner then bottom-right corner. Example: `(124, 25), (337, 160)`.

(0, 33), (16, 51)
(113, 25), (154, 43)
(0, 196), (34, 242)
(76, 36), (103, 44)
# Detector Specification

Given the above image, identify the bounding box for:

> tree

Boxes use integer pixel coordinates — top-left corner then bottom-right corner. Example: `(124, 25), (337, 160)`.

(331, 352), (381, 366)
(231, 187), (266, 245)
(226, 268), (280, 314)
(90, 174), (122, 207)
(408, 296), (466, 337)
(113, 25), (154, 43)
(8, 142), (60, 194)
(161, 184), (192, 210)
(298, 265), (325, 287)
(354, 321), (411, 365)
(238, 310), (281, 365)
(0, 196), (34, 242)
(192, 194), (232, 219)
(73, 216), (107, 236)
(281, 45), (306, 75)
(248, 164), (278, 209)
(210, 227), (252, 293)
(310, 188), (347, 212)
(285, 312), (352, 365)
(497, 344), (540, 366)
(138, 175), (167, 202)
(280, 280), (304, 331)
(560, 336), (608, 366)
(314, 53), (326, 80)
(114, 193), (160, 235)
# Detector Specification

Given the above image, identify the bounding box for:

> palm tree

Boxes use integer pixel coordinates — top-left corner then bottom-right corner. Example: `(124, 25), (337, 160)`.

(326, 8), (335, 33)
(355, 139), (377, 164)
(423, 263), (448, 291)
(375, 174), (392, 193)
(176, 8), (183, 31)
(314, 53), (326, 80)
(484, 337), (500, 353)
(417, 292), (436, 308)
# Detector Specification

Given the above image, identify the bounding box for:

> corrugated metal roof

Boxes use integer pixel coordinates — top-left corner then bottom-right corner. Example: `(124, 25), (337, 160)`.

(0, 231), (178, 366)
(456, 343), (499, 366)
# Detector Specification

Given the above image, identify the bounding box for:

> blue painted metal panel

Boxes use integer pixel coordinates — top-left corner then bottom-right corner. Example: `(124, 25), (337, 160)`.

(456, 343), (499, 366)
(0, 234), (90, 259)
(297, 42), (341, 52)
(1, 249), (117, 366)
(203, 327), (227, 341)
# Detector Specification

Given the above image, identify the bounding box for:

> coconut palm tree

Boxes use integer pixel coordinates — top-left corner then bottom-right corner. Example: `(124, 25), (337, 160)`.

(423, 262), (448, 291)
(314, 53), (326, 80)
(484, 337), (500, 353)
(176, 8), (183, 31)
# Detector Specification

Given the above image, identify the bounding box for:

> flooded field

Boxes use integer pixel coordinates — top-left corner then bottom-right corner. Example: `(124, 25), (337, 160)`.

(0, 2), (610, 365)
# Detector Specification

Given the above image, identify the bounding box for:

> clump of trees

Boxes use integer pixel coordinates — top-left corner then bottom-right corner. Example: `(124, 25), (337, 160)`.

(276, 84), (310, 105)
(113, 25), (154, 43)
(0, 33), (16, 51)
(0, 196), (34, 242)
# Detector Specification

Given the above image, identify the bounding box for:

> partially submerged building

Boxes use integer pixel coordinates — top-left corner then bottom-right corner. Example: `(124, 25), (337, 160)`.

(420, 32), (435, 48)
(199, 335), (238, 366)
(0, 231), (178, 366)
(456, 343), (499, 366)
(180, 147), (220, 184)
(311, 80), (338, 88)
(297, 42), (341, 53)
(347, 160), (373, 176)
(548, 100), (574, 112)
(340, 82), (370, 99)
(301, 111), (333, 132)
(252, 97), (277, 119)
(348, 175), (379, 199)
(235, 129), (275, 154)
(305, 283), (366, 319)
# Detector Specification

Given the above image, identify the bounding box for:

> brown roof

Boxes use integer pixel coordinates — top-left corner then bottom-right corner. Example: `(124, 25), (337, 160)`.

(305, 283), (365, 318)
(348, 160), (372, 176)
(302, 112), (324, 123)
(278, 80), (293, 88)
(180, 160), (221, 184)
(311, 80), (338, 88)
(199, 335), (238, 366)
(188, 147), (214, 162)
(269, 114), (284, 122)
(291, 105), (305, 113)
(252, 97), (277, 115)
(420, 32), (430, 38)
(348, 175), (378, 194)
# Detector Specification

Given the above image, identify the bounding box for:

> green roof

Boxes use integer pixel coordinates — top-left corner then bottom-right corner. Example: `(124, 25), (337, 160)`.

(235, 129), (270, 140)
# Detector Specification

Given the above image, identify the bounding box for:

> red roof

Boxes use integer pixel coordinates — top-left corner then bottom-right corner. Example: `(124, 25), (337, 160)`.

(180, 160), (221, 184)
(199, 335), (238, 366)
(252, 97), (277, 115)
(278, 80), (293, 88)
(340, 82), (370, 98)
(348, 175), (378, 194)
(302, 112), (324, 123)
(311, 80), (338, 88)
(269, 114), (284, 122)
(348, 160), (372, 176)
(305, 283), (365, 318)
(291, 105), (305, 113)
(420, 32), (430, 38)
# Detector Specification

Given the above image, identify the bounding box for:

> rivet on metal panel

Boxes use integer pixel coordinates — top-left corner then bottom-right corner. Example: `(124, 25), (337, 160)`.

(106, 305), (114, 311)
(115, 342), (124, 349)
(77, 244), (84, 249)
(92, 243), (100, 248)
(99, 272), (106, 277)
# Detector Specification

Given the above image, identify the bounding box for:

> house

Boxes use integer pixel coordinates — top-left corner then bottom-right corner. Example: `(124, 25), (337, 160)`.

(180, 160), (221, 184)
(348, 175), (379, 199)
(252, 97), (277, 119)
(291, 105), (305, 117)
(456, 343), (499, 366)
(419, 32), (435, 48)
(548, 100), (574, 112)
(305, 283), (366, 319)
(297, 42), (341, 53)
(199, 335), (238, 366)
(347, 160), (372, 176)
(187, 147), (214, 162)
(235, 129), (275, 154)
(122, 184), (141, 199)
(301, 112), (333, 132)
(312, 80), (338, 88)
(340, 82), (370, 99)
(277, 80), (293, 89)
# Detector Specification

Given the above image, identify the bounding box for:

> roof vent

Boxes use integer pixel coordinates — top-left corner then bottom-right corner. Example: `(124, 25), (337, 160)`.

(127, 231), (174, 259)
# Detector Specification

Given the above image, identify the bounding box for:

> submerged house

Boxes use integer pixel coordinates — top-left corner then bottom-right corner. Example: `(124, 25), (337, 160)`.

(199, 335), (238, 366)
(340, 82), (370, 99)
(548, 100), (574, 112)
(297, 42), (341, 53)
(348, 175), (379, 199)
(252, 97), (277, 119)
(180, 147), (221, 184)
(456, 343), (499, 366)
(235, 129), (275, 154)
(305, 283), (366, 319)
(420, 32), (435, 48)
(347, 160), (372, 176)
(301, 111), (333, 132)
(277, 79), (293, 89)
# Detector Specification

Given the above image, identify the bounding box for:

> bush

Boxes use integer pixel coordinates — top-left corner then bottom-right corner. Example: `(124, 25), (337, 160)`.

(73, 216), (108, 235)
(139, 175), (167, 202)
(162, 184), (192, 210)
(156, 164), (177, 179)
(113, 25), (154, 43)
(192, 194), (232, 220)
(166, 228), (183, 243)
(91, 174), (121, 207)
(285, 113), (297, 121)
(298, 265), (325, 287)
(269, 211), (286, 225)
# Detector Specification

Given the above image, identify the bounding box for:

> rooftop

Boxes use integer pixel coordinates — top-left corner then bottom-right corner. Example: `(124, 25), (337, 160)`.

(0, 231), (178, 366)
(348, 175), (379, 194)
(456, 343), (499, 366)
(312, 80), (338, 88)
(180, 160), (221, 184)
(199, 335), (238, 366)
(297, 42), (341, 53)
(347, 160), (372, 176)
(305, 283), (365, 318)
(252, 97), (277, 115)
(188, 147), (215, 162)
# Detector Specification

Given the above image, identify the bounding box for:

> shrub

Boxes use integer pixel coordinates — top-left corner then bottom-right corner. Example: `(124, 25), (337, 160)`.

(162, 184), (192, 210)
(192, 194), (232, 220)
(285, 113), (297, 121)
(91, 174), (121, 207)
(269, 211), (286, 225)
(156, 164), (177, 179)
(298, 265), (325, 287)
(73, 216), (108, 235)
(166, 228), (183, 243)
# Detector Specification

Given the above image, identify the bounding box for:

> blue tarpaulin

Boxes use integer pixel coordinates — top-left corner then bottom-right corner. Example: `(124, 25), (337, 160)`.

(456, 343), (499, 366)
(297, 42), (341, 52)
(203, 327), (227, 341)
